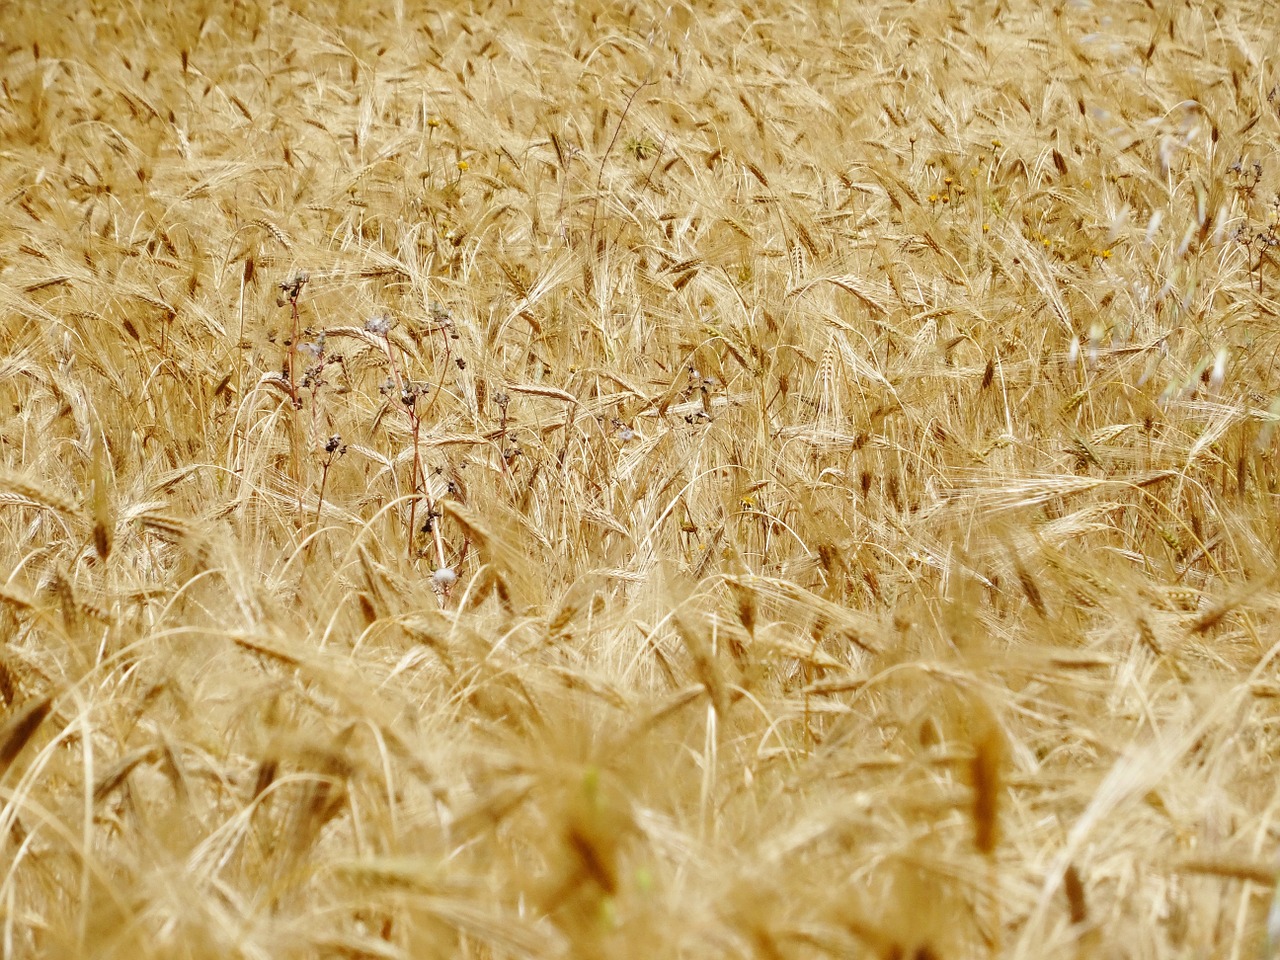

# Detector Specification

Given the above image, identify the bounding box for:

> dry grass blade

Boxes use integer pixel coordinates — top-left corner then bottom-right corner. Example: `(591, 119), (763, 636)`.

(789, 274), (893, 315)
(86, 436), (114, 561)
(0, 472), (83, 520)
(1062, 863), (1089, 926)
(506, 382), (578, 403)
(93, 746), (161, 802)
(943, 470), (1177, 512)
(968, 700), (1005, 857)
(0, 696), (53, 777)
(1175, 857), (1277, 887)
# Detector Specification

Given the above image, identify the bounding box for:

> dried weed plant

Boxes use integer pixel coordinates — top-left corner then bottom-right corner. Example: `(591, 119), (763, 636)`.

(3, 0), (1280, 957)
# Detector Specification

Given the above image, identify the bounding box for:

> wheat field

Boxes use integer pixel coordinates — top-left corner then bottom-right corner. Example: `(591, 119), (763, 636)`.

(2, 1), (1280, 957)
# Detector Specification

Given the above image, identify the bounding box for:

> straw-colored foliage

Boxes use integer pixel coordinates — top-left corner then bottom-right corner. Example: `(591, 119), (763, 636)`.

(3, 0), (1280, 956)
